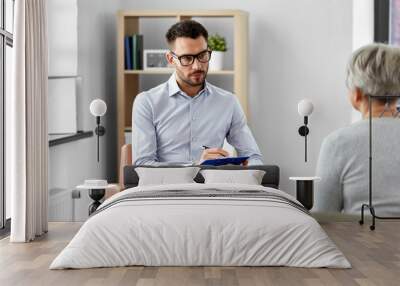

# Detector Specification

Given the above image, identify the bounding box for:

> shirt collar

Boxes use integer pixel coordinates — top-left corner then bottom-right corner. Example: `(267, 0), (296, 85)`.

(167, 72), (211, 97)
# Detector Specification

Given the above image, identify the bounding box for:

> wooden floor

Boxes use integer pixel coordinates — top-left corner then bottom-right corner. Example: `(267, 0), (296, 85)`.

(0, 221), (399, 286)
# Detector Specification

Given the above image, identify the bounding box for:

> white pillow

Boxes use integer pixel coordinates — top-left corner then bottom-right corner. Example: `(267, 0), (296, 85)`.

(200, 169), (266, 185)
(135, 167), (200, 186)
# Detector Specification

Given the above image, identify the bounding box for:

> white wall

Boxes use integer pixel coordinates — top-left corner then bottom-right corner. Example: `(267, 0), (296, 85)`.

(48, 0), (110, 222)
(351, 0), (374, 123)
(77, 0), (118, 180)
(353, 0), (374, 50)
(48, 0), (78, 75)
(48, 0), (78, 135)
(76, 0), (353, 194)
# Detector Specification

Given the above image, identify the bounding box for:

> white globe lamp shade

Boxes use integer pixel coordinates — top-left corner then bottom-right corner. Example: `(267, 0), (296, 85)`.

(90, 99), (107, 117)
(298, 99), (314, 116)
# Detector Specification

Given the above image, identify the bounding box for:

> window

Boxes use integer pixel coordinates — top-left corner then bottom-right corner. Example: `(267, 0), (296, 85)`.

(371, 0), (400, 44)
(1, 0), (14, 232)
(374, 0), (390, 43)
(390, 0), (400, 44)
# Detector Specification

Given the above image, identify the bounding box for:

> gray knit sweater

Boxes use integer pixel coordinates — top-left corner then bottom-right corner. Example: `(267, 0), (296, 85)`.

(314, 118), (400, 216)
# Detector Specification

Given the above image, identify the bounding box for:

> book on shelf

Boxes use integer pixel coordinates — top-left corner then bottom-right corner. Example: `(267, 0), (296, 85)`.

(124, 36), (132, 70)
(124, 34), (143, 70)
(132, 34), (143, 70)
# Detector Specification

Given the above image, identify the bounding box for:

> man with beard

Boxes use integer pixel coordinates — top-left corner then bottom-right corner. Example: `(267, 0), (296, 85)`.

(132, 20), (263, 165)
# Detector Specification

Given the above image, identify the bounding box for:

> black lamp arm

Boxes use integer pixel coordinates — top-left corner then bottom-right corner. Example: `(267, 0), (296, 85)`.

(94, 116), (106, 162)
(298, 116), (309, 162)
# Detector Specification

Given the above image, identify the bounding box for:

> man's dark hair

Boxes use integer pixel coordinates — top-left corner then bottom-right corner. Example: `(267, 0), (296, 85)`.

(166, 20), (208, 45)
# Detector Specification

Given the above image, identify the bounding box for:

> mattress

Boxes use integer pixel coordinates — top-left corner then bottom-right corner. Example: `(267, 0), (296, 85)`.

(50, 183), (350, 269)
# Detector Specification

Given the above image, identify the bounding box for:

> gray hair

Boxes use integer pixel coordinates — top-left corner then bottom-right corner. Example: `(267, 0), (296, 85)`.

(346, 43), (400, 98)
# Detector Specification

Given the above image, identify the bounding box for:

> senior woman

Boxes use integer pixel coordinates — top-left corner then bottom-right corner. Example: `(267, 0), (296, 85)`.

(314, 43), (400, 216)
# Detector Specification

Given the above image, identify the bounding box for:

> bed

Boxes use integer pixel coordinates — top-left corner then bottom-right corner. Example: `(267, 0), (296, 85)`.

(50, 163), (350, 269)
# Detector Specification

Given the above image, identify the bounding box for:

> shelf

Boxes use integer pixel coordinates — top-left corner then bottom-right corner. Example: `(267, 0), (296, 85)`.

(49, 131), (93, 147)
(48, 75), (82, 79)
(119, 10), (245, 18)
(124, 69), (234, 75)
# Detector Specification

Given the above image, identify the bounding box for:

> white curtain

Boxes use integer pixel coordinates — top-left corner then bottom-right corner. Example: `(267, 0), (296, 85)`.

(8, 0), (49, 242)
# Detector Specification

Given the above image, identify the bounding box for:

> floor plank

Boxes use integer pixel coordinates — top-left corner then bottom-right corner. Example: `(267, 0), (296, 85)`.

(0, 221), (399, 286)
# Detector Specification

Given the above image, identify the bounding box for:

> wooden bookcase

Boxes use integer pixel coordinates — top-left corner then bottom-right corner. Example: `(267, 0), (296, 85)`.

(116, 10), (249, 168)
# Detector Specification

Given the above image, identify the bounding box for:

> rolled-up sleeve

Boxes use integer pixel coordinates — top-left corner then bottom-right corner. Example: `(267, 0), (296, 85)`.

(132, 93), (159, 165)
(226, 97), (264, 165)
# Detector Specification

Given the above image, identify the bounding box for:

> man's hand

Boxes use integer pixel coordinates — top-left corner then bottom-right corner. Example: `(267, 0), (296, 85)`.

(199, 148), (229, 163)
(199, 148), (249, 166)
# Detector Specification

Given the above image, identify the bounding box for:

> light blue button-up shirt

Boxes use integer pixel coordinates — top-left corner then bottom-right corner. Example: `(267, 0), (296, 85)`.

(132, 73), (263, 165)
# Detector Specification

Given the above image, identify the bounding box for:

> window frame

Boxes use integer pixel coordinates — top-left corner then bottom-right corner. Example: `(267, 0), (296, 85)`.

(0, 0), (13, 232)
(374, 0), (390, 43)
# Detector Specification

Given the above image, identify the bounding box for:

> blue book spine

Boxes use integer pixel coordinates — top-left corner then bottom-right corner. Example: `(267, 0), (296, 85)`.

(124, 36), (132, 70)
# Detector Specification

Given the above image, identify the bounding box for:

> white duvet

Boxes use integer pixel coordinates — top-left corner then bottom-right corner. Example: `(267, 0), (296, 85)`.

(50, 183), (350, 269)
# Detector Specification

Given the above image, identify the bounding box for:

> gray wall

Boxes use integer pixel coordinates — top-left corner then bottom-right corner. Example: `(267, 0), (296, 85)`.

(48, 0), (112, 222)
(75, 0), (353, 194)
(77, 0), (118, 181)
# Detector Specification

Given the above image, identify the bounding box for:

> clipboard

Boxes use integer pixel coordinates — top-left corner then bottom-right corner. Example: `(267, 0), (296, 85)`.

(200, 156), (249, 166)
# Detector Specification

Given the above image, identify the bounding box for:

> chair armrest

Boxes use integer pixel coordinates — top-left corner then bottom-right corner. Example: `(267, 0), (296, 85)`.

(104, 184), (122, 199)
(119, 144), (132, 188)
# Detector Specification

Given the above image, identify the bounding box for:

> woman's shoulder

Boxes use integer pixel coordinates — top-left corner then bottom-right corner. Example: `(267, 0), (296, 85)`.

(324, 118), (398, 146)
(323, 125), (355, 143)
(322, 122), (368, 151)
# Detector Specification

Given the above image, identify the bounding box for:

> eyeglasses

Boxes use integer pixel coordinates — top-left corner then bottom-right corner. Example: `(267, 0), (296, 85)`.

(170, 49), (212, 66)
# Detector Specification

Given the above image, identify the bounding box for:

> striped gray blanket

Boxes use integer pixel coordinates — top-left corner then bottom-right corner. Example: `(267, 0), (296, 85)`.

(93, 189), (309, 217)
